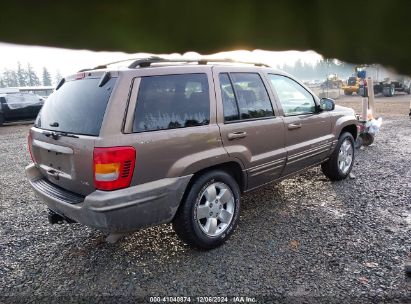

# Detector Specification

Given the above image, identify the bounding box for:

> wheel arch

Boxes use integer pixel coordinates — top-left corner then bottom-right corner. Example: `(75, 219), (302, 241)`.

(333, 115), (358, 141)
(340, 124), (357, 140)
(186, 161), (246, 194)
(172, 160), (246, 223)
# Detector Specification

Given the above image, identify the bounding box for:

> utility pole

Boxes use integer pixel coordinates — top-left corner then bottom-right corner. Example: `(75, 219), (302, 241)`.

(367, 77), (375, 118)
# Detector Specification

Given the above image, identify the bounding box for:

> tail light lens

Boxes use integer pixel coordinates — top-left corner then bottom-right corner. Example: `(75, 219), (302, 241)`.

(28, 133), (35, 163)
(93, 147), (136, 191)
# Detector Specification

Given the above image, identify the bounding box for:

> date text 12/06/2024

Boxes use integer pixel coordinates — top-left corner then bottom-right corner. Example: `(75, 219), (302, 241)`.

(149, 296), (257, 303)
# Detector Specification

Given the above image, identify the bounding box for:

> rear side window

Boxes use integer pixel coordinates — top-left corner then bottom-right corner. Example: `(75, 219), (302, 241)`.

(133, 74), (210, 132)
(219, 72), (274, 122)
(35, 78), (116, 136)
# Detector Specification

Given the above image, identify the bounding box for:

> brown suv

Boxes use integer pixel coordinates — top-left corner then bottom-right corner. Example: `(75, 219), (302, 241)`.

(26, 57), (358, 249)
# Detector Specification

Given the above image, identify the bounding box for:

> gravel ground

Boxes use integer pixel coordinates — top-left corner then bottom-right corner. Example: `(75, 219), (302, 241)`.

(0, 95), (410, 303)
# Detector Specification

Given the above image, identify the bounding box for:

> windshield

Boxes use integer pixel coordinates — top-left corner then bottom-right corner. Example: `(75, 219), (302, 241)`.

(35, 77), (116, 136)
(348, 77), (356, 85)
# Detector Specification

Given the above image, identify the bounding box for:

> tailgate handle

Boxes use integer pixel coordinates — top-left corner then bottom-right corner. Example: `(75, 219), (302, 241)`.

(288, 123), (302, 130)
(228, 131), (247, 140)
(47, 169), (60, 180)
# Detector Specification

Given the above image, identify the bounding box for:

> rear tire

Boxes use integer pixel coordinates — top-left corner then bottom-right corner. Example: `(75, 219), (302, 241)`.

(383, 84), (395, 97)
(321, 132), (355, 181)
(0, 114), (4, 126)
(172, 170), (241, 250)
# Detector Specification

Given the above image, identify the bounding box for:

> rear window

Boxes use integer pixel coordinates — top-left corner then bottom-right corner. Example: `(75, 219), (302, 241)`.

(133, 74), (210, 133)
(35, 78), (116, 136)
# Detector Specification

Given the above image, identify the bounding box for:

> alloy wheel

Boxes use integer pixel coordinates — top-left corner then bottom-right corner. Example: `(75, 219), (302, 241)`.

(338, 139), (353, 174)
(195, 182), (235, 237)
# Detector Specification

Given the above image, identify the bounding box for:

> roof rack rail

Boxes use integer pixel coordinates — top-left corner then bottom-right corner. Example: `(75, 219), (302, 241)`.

(77, 58), (147, 72)
(78, 56), (271, 72)
(127, 56), (270, 68)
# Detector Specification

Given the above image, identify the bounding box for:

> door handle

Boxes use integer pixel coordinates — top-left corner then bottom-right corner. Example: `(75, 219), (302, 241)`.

(227, 131), (247, 140)
(287, 123), (302, 130)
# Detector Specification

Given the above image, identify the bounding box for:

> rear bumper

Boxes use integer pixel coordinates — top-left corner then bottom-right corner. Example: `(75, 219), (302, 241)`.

(25, 164), (191, 233)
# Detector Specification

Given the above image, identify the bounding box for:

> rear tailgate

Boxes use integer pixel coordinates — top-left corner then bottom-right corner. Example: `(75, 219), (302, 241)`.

(30, 129), (96, 196)
(29, 73), (117, 196)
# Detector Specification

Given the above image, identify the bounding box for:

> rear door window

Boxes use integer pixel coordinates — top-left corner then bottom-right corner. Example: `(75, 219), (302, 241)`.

(133, 73), (210, 132)
(35, 78), (116, 136)
(219, 72), (274, 122)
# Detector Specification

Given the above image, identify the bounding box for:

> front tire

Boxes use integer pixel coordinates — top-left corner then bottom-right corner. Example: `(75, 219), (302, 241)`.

(172, 170), (241, 250)
(321, 132), (355, 181)
(0, 113), (4, 126)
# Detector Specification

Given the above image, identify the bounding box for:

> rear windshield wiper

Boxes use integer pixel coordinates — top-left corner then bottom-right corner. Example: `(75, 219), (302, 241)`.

(42, 130), (79, 139)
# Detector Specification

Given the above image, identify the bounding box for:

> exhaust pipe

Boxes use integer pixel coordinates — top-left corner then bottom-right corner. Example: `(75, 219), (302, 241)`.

(47, 209), (76, 224)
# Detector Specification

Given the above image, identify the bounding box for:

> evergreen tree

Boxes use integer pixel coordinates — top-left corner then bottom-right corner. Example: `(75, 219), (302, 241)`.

(26, 63), (41, 86)
(16, 62), (28, 86)
(294, 59), (304, 79)
(42, 67), (52, 86)
(2, 69), (19, 87)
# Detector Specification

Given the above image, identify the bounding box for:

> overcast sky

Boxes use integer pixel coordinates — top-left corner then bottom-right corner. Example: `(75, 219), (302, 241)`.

(0, 42), (323, 81)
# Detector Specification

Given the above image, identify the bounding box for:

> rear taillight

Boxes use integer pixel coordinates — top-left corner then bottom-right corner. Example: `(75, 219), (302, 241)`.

(93, 147), (136, 191)
(28, 133), (35, 163)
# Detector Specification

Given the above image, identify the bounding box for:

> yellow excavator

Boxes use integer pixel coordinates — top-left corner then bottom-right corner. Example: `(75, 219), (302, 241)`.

(342, 76), (360, 95)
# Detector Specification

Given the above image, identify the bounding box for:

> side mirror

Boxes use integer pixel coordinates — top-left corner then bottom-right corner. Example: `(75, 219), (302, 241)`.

(320, 98), (335, 111)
